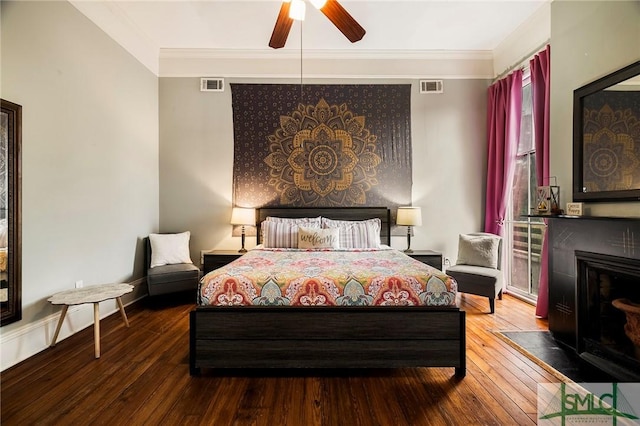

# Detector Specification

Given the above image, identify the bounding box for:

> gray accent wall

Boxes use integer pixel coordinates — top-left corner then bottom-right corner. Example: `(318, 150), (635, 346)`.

(159, 77), (489, 265)
(0, 0), (158, 340)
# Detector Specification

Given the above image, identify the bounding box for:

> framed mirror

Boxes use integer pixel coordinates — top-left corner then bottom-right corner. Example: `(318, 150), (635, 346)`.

(1, 99), (22, 326)
(573, 60), (640, 202)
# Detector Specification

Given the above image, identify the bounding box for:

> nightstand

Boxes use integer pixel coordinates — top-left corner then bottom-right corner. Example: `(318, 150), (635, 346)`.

(202, 250), (244, 275)
(405, 250), (443, 270)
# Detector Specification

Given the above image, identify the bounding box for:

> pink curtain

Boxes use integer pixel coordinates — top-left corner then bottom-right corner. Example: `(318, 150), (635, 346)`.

(484, 70), (523, 236)
(531, 45), (551, 318)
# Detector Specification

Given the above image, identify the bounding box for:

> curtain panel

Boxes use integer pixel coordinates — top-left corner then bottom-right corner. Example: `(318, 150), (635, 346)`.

(484, 71), (523, 236)
(531, 45), (551, 318)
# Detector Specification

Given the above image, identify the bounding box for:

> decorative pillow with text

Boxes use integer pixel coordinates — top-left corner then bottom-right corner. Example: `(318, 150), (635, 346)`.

(262, 221), (321, 248)
(297, 227), (340, 250)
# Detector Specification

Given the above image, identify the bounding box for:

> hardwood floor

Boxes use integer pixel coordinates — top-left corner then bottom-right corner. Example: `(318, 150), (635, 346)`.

(1, 293), (554, 425)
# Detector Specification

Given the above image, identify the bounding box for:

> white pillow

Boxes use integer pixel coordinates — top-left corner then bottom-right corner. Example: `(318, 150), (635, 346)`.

(298, 227), (339, 249)
(149, 232), (193, 268)
(456, 234), (501, 269)
(321, 217), (381, 249)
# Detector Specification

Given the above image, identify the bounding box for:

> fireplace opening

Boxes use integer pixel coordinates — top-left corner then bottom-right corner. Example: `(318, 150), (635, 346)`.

(576, 251), (640, 381)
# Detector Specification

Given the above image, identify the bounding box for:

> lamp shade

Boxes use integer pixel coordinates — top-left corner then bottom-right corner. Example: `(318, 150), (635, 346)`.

(230, 207), (256, 226)
(396, 207), (422, 226)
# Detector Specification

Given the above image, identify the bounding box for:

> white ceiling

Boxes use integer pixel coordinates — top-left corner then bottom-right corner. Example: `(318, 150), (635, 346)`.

(72, 0), (548, 75)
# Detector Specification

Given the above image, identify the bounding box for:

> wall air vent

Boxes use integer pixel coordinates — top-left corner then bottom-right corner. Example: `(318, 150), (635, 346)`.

(420, 80), (443, 94)
(200, 78), (224, 92)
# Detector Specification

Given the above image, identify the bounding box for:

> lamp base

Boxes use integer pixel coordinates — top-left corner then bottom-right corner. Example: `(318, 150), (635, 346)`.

(239, 228), (247, 253)
(404, 226), (413, 254)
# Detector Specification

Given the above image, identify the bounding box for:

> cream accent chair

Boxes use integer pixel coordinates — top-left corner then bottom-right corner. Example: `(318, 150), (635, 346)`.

(446, 232), (503, 313)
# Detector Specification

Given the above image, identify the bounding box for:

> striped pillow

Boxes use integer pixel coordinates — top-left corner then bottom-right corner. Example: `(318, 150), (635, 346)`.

(265, 216), (322, 226)
(262, 217), (322, 246)
(321, 218), (381, 249)
(262, 221), (321, 248)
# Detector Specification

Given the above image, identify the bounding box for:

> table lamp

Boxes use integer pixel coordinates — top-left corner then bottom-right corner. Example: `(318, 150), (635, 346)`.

(230, 207), (256, 253)
(396, 206), (422, 253)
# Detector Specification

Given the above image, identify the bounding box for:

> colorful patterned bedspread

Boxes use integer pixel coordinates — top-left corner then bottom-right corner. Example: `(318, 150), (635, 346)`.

(199, 247), (458, 307)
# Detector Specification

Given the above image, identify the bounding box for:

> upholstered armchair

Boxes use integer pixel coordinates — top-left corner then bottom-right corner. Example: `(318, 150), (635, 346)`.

(446, 232), (503, 313)
(144, 232), (200, 297)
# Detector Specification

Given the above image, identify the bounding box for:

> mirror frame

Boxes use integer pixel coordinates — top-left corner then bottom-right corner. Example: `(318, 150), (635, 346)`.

(572, 60), (640, 202)
(1, 99), (22, 326)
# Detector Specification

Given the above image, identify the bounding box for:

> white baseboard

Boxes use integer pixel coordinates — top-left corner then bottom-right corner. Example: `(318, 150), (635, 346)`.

(0, 278), (147, 371)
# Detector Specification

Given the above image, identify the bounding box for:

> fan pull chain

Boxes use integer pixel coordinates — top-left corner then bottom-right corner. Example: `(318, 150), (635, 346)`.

(299, 20), (303, 105)
(300, 20), (304, 150)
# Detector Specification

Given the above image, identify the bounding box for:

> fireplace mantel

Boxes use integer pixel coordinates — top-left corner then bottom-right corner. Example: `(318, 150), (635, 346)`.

(548, 216), (640, 350)
(530, 214), (640, 221)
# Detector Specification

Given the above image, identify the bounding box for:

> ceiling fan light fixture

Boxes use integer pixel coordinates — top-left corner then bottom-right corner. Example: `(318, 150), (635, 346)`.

(270, 0), (365, 49)
(289, 0), (306, 21)
(309, 0), (327, 9)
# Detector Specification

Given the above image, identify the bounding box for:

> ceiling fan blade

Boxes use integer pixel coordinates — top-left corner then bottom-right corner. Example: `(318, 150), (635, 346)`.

(319, 0), (366, 43)
(269, 1), (294, 49)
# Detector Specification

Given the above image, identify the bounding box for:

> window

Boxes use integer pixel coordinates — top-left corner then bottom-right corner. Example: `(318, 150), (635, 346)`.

(505, 72), (545, 302)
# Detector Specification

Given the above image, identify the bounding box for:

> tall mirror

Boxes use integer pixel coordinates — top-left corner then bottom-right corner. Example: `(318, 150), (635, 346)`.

(1, 99), (22, 326)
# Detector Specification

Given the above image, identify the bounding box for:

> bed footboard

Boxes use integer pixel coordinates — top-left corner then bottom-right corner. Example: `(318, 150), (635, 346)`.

(189, 306), (466, 377)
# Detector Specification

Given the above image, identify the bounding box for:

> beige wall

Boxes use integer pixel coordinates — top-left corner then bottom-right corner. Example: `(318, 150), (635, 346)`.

(159, 77), (489, 265)
(550, 0), (640, 216)
(1, 1), (159, 368)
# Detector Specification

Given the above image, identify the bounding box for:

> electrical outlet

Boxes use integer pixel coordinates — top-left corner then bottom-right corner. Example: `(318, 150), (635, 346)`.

(444, 257), (451, 268)
(75, 280), (83, 288)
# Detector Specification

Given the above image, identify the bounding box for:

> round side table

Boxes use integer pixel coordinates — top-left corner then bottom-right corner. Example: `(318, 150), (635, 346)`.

(48, 283), (133, 358)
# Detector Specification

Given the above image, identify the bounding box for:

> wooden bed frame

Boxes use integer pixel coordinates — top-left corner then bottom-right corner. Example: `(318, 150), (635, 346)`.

(190, 207), (466, 377)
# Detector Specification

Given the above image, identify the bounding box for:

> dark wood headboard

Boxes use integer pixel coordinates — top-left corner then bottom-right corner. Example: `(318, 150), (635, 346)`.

(256, 207), (391, 246)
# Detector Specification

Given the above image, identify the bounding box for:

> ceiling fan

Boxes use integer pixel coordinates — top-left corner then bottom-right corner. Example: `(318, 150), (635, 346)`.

(269, 0), (366, 49)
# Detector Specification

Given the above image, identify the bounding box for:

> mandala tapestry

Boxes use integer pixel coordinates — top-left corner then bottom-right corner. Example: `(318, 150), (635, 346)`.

(231, 84), (412, 212)
(583, 91), (640, 192)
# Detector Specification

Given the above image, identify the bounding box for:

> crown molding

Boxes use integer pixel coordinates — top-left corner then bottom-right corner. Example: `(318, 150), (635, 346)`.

(159, 48), (493, 61)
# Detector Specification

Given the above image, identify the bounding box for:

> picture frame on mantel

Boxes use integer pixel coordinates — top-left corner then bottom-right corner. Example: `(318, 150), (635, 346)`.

(572, 60), (640, 202)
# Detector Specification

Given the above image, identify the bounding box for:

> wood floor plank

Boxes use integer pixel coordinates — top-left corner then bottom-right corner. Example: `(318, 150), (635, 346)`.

(466, 345), (538, 414)
(397, 370), (452, 426)
(2, 294), (566, 426)
(451, 372), (510, 425)
(346, 375), (383, 426)
(467, 364), (537, 425)
(159, 375), (217, 424)
(466, 323), (552, 388)
(196, 376), (250, 426)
